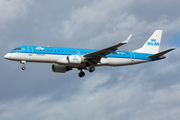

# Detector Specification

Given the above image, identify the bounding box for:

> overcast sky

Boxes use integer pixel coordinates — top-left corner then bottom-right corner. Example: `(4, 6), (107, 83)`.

(0, 0), (180, 120)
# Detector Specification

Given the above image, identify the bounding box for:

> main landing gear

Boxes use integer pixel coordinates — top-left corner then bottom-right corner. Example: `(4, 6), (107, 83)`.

(79, 70), (85, 77)
(20, 61), (26, 70)
(78, 66), (95, 77)
(89, 66), (95, 72)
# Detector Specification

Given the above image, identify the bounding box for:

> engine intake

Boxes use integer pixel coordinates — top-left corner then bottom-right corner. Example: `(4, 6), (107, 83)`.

(52, 64), (72, 73)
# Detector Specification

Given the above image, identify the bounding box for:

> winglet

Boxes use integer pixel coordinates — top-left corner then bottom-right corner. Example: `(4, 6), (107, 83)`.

(122, 34), (132, 43)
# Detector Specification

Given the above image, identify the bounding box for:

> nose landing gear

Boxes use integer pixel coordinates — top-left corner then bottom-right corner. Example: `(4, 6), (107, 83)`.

(22, 66), (26, 70)
(20, 61), (26, 70)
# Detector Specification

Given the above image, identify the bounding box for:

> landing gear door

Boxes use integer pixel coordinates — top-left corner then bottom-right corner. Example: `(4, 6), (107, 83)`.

(28, 47), (33, 56)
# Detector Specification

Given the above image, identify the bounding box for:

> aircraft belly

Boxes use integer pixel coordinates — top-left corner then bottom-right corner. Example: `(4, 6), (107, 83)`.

(11, 53), (66, 63)
(107, 58), (132, 66)
(9, 53), (150, 66)
(106, 58), (149, 66)
(22, 53), (49, 62)
(10, 53), (25, 61)
(49, 54), (65, 62)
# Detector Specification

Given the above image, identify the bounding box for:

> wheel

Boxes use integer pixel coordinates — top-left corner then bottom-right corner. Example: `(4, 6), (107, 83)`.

(22, 67), (26, 70)
(89, 66), (95, 72)
(79, 71), (85, 77)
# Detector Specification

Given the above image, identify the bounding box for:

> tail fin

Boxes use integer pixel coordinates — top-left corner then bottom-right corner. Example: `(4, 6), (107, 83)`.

(133, 30), (163, 54)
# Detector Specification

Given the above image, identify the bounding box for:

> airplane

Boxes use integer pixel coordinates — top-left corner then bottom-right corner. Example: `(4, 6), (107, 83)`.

(4, 30), (175, 77)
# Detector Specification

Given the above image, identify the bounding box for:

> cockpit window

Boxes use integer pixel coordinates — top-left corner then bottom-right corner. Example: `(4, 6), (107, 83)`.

(13, 48), (17, 50)
(12, 48), (21, 51)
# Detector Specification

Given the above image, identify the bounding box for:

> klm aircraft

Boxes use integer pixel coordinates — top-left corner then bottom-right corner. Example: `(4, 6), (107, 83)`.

(4, 30), (175, 77)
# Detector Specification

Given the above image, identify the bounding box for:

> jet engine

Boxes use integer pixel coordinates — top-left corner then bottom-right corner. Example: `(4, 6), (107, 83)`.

(52, 64), (72, 73)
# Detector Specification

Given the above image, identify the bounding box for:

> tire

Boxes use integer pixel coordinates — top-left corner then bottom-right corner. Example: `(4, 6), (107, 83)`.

(89, 66), (95, 72)
(79, 71), (85, 77)
(22, 67), (26, 70)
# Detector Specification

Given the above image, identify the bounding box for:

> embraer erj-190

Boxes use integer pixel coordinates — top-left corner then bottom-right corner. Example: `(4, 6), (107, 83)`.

(4, 30), (175, 77)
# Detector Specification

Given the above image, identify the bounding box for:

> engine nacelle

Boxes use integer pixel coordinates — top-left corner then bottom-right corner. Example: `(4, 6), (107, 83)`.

(52, 64), (72, 73)
(68, 55), (83, 64)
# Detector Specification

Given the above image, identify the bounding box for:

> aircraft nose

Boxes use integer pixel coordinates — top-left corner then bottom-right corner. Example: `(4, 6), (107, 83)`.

(4, 53), (11, 59)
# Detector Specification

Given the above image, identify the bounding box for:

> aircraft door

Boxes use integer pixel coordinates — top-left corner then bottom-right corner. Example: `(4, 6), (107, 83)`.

(28, 47), (33, 56)
(130, 52), (135, 61)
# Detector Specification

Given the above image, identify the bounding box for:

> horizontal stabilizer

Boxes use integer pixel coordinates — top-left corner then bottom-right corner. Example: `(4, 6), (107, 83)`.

(148, 48), (175, 58)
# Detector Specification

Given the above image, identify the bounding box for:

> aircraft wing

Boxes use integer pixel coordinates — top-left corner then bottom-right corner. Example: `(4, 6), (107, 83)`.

(84, 34), (132, 59)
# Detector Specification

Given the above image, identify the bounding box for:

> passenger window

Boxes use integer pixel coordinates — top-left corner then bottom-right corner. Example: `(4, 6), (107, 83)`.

(62, 51), (64, 52)
(69, 51), (71, 53)
(73, 51), (75, 53)
(58, 50), (60, 52)
(55, 50), (56, 52)
(47, 50), (49, 52)
(44, 50), (45, 51)
(51, 50), (53, 52)
(40, 50), (42, 51)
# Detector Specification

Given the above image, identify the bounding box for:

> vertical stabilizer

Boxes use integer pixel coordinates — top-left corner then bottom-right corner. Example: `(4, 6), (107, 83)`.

(133, 30), (163, 54)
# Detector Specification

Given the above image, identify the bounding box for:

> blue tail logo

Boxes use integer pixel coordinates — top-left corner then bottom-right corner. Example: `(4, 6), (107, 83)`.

(147, 38), (159, 46)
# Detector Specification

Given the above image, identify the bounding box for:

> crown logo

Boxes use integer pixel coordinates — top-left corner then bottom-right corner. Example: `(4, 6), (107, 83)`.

(150, 38), (156, 42)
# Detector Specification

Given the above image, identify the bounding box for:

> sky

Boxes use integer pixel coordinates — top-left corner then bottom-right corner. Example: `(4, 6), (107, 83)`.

(0, 0), (180, 120)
